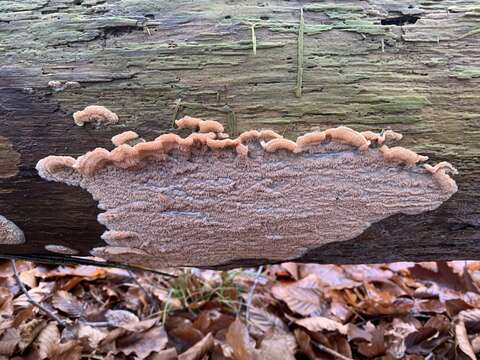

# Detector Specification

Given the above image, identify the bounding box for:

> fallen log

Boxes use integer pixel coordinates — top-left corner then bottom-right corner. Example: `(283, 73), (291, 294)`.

(0, 0), (479, 268)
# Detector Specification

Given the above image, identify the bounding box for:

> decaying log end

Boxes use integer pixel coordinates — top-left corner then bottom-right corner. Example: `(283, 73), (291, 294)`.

(35, 117), (458, 267)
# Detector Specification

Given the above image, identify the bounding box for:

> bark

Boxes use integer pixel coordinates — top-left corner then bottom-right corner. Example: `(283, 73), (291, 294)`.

(0, 0), (479, 268)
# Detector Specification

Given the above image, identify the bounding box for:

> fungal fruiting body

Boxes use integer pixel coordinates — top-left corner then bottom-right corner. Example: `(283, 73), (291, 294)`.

(361, 130), (403, 145)
(45, 244), (79, 255)
(175, 116), (224, 134)
(36, 123), (457, 268)
(0, 216), (25, 244)
(324, 126), (371, 151)
(111, 131), (140, 146)
(379, 145), (429, 166)
(73, 105), (119, 126)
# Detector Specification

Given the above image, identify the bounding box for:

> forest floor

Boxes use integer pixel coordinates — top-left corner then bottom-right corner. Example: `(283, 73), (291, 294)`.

(0, 260), (478, 359)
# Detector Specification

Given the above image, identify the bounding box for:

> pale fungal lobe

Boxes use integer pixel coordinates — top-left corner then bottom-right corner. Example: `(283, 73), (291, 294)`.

(73, 105), (119, 126)
(36, 122), (458, 267)
(111, 131), (140, 146)
(0, 216), (25, 244)
(175, 116), (224, 134)
(45, 244), (79, 255)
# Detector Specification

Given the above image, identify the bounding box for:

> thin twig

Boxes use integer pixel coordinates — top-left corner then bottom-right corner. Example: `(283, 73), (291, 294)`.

(245, 266), (264, 322)
(10, 259), (66, 326)
(128, 269), (158, 314)
(312, 340), (354, 360)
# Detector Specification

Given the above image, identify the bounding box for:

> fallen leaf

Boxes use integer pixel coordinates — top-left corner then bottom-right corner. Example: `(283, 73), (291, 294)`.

(295, 316), (348, 335)
(116, 326), (168, 359)
(455, 318), (476, 360)
(225, 318), (257, 360)
(272, 274), (326, 316)
(105, 309), (139, 328)
(52, 290), (83, 317)
(258, 333), (296, 360)
(178, 332), (214, 360)
(34, 322), (60, 359)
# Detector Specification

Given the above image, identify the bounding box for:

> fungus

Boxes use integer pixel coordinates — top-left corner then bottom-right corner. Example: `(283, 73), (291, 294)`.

(361, 130), (403, 145)
(424, 162), (458, 193)
(73, 105), (119, 127)
(111, 131), (141, 146)
(0, 216), (25, 244)
(36, 122), (458, 267)
(295, 131), (327, 152)
(379, 145), (429, 166)
(45, 244), (79, 255)
(175, 116), (224, 134)
(324, 126), (370, 151)
(238, 130), (283, 143)
(263, 138), (298, 153)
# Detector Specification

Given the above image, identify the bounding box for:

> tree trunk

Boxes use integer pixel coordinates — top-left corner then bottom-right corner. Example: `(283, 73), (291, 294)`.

(0, 0), (479, 268)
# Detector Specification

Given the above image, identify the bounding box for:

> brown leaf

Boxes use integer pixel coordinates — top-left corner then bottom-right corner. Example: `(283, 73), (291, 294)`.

(51, 290), (83, 317)
(34, 322), (60, 359)
(105, 309), (139, 328)
(410, 261), (477, 293)
(0, 288), (13, 318)
(294, 329), (318, 360)
(116, 326), (169, 359)
(169, 324), (205, 353)
(357, 325), (386, 358)
(225, 318), (257, 360)
(298, 264), (359, 289)
(248, 307), (288, 335)
(50, 340), (82, 360)
(295, 316), (348, 335)
(149, 347), (178, 360)
(192, 310), (235, 335)
(178, 332), (214, 360)
(258, 333), (296, 360)
(0, 329), (20, 356)
(272, 274), (326, 316)
(455, 318), (476, 360)
(77, 324), (108, 351)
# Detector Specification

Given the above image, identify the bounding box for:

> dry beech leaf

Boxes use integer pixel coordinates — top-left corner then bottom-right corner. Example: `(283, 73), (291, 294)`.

(294, 329), (318, 360)
(50, 340), (82, 360)
(149, 347), (178, 360)
(51, 290), (83, 317)
(77, 325), (107, 351)
(295, 316), (348, 335)
(35, 322), (60, 359)
(357, 325), (386, 358)
(116, 326), (168, 359)
(248, 307), (288, 335)
(225, 318), (257, 360)
(455, 319), (476, 360)
(178, 332), (214, 360)
(258, 333), (296, 360)
(0, 329), (20, 357)
(272, 274), (326, 316)
(0, 287), (13, 318)
(18, 318), (46, 352)
(105, 309), (139, 328)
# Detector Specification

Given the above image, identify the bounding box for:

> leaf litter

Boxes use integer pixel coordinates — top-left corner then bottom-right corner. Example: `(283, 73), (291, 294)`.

(0, 260), (480, 358)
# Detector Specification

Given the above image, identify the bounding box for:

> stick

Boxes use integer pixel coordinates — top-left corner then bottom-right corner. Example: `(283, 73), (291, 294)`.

(10, 259), (66, 326)
(295, 7), (304, 98)
(312, 340), (354, 360)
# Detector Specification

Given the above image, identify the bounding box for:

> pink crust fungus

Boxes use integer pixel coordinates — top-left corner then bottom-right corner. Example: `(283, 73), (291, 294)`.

(73, 105), (119, 127)
(0, 216), (25, 244)
(111, 131), (141, 147)
(175, 116), (224, 134)
(379, 145), (429, 167)
(36, 123), (458, 267)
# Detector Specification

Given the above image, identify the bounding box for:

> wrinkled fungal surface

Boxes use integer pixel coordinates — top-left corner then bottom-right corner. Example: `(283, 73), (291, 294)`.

(36, 126), (457, 267)
(0, 215), (25, 244)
